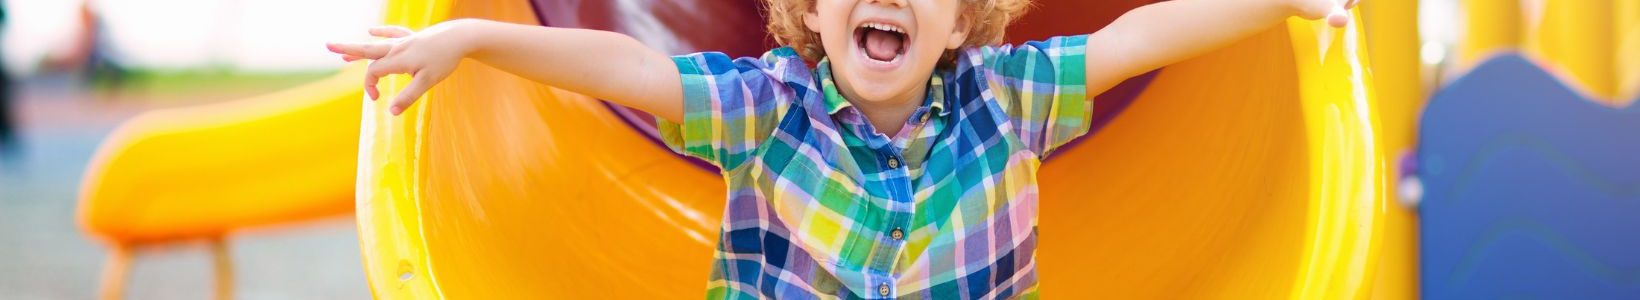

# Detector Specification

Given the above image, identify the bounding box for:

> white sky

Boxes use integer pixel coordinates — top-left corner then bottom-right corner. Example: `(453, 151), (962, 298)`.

(3, 0), (382, 74)
(0, 0), (1493, 75)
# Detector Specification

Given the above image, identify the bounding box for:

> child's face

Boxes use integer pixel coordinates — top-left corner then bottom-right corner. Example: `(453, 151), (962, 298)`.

(805, 0), (968, 106)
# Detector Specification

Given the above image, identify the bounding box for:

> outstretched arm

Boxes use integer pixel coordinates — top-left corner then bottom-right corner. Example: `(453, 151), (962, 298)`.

(326, 19), (683, 122)
(1083, 0), (1359, 94)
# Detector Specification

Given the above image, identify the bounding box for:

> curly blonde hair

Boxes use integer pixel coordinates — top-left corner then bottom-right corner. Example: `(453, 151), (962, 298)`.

(764, 0), (1032, 66)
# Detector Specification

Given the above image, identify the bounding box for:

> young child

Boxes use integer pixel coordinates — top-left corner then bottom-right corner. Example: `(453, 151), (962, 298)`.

(328, 0), (1359, 298)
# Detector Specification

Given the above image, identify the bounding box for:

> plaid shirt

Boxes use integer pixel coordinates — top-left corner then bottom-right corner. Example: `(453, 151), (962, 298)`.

(659, 35), (1089, 299)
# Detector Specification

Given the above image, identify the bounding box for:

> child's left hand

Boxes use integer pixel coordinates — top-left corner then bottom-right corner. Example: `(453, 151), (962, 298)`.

(1288, 0), (1361, 28)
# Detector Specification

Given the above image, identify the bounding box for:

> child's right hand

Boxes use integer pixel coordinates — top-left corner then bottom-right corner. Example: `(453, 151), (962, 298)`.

(326, 21), (474, 115)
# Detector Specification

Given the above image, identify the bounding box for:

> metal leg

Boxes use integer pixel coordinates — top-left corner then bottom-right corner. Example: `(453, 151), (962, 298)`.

(210, 236), (234, 300)
(98, 245), (132, 300)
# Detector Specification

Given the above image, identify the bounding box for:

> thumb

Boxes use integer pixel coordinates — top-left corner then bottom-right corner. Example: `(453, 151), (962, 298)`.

(389, 72), (438, 116)
(1327, 5), (1351, 27)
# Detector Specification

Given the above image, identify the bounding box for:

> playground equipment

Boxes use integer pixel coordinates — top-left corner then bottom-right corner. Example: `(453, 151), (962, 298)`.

(1358, 0), (1422, 299)
(1418, 54), (1640, 299)
(1416, 0), (1640, 298)
(358, 0), (1385, 298)
(1452, 0), (1522, 76)
(78, 0), (1389, 298)
(77, 65), (366, 299)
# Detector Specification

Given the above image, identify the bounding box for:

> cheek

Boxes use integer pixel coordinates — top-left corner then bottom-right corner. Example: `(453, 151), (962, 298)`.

(911, 38), (946, 69)
(820, 31), (852, 61)
(912, 26), (955, 62)
(914, 4), (964, 52)
(814, 4), (854, 54)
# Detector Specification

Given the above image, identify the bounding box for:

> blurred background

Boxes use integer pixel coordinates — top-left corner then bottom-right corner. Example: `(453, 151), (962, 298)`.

(1, 0), (378, 298)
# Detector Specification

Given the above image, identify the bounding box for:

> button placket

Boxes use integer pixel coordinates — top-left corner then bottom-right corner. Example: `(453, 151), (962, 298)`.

(872, 149), (913, 298)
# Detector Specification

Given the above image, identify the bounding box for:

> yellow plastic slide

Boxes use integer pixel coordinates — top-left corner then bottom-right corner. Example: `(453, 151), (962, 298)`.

(77, 64), (367, 298)
(1455, 0), (1640, 104)
(356, 0), (1385, 299)
(1524, 0), (1640, 104)
(79, 64), (365, 244)
(1359, 1), (1422, 299)
(75, 0), (1387, 298)
(1453, 0), (1523, 76)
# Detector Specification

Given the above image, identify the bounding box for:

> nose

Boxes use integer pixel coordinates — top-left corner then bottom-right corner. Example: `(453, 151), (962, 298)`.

(867, 0), (905, 7)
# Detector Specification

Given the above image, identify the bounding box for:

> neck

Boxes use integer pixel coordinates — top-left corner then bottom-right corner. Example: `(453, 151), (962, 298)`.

(833, 71), (930, 138)
(853, 93), (922, 137)
(859, 95), (924, 136)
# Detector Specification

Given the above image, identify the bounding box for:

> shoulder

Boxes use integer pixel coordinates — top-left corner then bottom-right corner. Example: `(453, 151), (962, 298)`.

(939, 50), (1005, 119)
(753, 47), (816, 85)
(673, 47), (821, 92)
(674, 47), (807, 72)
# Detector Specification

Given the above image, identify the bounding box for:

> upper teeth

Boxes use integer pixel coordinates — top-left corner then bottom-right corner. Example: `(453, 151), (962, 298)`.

(863, 22), (904, 34)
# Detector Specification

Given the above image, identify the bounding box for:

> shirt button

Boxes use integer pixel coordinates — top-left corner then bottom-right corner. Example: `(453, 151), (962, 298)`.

(887, 157), (900, 169)
(890, 228), (904, 241)
(879, 283), (891, 297)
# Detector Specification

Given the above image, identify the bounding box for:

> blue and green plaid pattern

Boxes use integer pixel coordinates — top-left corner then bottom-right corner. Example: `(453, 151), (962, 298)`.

(658, 35), (1090, 299)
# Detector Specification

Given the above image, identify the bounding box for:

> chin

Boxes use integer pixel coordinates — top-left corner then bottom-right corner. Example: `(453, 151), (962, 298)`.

(857, 83), (906, 99)
(841, 62), (913, 92)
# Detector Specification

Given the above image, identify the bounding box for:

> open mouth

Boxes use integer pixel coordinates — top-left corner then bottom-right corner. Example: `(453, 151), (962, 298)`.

(854, 22), (908, 66)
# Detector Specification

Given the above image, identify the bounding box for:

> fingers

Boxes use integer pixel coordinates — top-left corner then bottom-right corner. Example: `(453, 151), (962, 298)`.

(389, 72), (437, 116)
(369, 26), (414, 38)
(326, 42), (392, 60)
(363, 70), (381, 101)
(1291, 0), (1334, 20)
(1328, 12), (1351, 27)
(343, 25), (421, 106)
(364, 59), (442, 116)
(1293, 0), (1353, 28)
(1328, 0), (1353, 28)
(328, 26), (411, 61)
(364, 60), (407, 100)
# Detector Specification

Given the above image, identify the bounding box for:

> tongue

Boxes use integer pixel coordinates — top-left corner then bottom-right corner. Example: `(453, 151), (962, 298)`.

(863, 29), (903, 62)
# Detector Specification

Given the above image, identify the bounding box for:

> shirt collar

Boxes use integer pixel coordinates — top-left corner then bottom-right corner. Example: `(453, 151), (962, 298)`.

(816, 58), (948, 118)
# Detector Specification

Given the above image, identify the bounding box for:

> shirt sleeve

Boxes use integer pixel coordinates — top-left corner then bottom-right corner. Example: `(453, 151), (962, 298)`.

(975, 35), (1091, 158)
(656, 48), (803, 170)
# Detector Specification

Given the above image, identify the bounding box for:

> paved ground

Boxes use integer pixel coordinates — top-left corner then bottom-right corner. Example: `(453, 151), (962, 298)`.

(0, 75), (370, 299)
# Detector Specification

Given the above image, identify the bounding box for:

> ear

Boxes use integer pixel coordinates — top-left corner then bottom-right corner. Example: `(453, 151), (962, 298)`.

(804, 10), (822, 33)
(946, 13), (971, 50)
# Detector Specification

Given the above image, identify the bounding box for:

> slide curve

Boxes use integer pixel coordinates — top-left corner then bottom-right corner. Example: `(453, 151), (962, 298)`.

(75, 0), (1388, 298)
(356, 0), (1385, 299)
